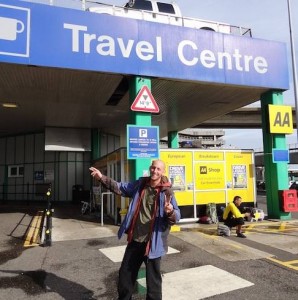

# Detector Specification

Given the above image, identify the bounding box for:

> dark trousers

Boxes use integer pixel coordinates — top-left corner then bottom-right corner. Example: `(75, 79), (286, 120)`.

(118, 241), (162, 300)
(224, 217), (245, 228)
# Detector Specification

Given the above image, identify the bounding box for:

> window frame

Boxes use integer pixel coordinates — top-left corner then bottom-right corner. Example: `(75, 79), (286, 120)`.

(8, 165), (24, 178)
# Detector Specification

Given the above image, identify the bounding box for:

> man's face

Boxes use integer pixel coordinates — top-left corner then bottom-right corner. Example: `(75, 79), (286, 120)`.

(149, 160), (165, 182)
(235, 198), (242, 207)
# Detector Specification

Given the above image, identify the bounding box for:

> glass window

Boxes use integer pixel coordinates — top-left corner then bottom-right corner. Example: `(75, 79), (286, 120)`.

(19, 166), (24, 176)
(8, 165), (24, 177)
(132, 1), (153, 11)
(157, 3), (175, 14)
(10, 167), (17, 176)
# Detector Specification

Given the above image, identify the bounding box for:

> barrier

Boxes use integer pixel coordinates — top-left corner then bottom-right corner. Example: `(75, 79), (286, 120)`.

(279, 190), (298, 212)
(44, 186), (53, 246)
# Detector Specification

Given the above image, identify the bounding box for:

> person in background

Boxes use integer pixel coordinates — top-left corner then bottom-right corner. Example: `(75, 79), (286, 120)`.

(89, 159), (181, 300)
(223, 195), (250, 238)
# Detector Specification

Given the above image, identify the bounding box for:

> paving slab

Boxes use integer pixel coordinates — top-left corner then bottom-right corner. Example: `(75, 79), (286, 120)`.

(51, 217), (117, 242)
(138, 265), (254, 300)
(173, 230), (273, 261)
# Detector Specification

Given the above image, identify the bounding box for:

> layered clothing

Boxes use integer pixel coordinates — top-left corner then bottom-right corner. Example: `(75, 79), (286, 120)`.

(223, 202), (245, 220)
(223, 202), (245, 228)
(100, 175), (180, 259)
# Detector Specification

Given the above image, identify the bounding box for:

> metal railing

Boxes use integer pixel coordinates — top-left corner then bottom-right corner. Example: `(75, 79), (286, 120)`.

(255, 143), (298, 154)
(21, 0), (252, 37)
(1, 182), (51, 202)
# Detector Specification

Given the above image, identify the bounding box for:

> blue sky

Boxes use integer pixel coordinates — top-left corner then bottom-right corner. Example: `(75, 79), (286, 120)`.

(33, 0), (298, 149)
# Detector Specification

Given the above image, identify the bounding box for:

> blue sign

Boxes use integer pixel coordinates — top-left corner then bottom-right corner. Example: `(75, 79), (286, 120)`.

(0, 0), (289, 89)
(127, 125), (159, 159)
(0, 3), (30, 57)
(272, 149), (289, 163)
(34, 170), (44, 181)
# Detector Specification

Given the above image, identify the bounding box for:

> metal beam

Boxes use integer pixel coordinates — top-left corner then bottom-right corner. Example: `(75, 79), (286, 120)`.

(196, 107), (296, 129)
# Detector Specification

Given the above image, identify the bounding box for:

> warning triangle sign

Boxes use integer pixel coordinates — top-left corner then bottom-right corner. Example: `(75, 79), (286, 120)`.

(131, 86), (159, 113)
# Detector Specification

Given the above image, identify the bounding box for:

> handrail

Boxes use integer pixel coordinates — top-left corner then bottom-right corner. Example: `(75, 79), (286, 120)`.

(21, 0), (252, 37)
(87, 3), (252, 37)
(100, 192), (113, 226)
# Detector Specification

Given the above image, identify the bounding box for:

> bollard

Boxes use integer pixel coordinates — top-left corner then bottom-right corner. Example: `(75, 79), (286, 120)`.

(119, 208), (127, 223)
(45, 186), (53, 246)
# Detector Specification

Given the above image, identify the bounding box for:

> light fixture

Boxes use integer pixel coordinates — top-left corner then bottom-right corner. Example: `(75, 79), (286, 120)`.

(1, 102), (18, 108)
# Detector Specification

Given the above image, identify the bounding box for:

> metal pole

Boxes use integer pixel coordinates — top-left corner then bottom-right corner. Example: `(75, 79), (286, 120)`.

(82, 0), (86, 11)
(45, 185), (52, 246)
(287, 0), (298, 140)
(101, 192), (113, 226)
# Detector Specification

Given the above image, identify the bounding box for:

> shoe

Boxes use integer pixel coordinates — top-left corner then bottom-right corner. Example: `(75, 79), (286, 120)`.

(237, 232), (246, 238)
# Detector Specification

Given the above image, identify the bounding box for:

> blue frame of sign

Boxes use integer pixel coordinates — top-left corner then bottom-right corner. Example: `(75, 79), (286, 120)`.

(127, 125), (160, 159)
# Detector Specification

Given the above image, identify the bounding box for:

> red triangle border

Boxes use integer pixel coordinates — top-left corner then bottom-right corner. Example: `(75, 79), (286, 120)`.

(130, 86), (160, 113)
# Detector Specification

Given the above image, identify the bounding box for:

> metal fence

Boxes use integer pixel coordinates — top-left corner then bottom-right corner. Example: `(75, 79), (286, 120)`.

(1, 182), (51, 202)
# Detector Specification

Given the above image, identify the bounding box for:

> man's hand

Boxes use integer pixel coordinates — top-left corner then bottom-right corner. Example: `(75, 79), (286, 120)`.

(89, 167), (103, 181)
(164, 188), (174, 215)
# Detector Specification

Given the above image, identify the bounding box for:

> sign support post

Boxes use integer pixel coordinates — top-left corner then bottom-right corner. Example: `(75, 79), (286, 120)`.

(168, 131), (179, 149)
(261, 91), (291, 220)
(129, 77), (152, 180)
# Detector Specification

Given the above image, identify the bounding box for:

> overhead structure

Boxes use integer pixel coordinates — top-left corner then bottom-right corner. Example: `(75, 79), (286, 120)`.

(0, 0), (293, 219)
(0, 1), (288, 139)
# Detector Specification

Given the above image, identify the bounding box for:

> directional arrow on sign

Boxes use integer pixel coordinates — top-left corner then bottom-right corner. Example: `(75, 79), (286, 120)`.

(130, 86), (159, 113)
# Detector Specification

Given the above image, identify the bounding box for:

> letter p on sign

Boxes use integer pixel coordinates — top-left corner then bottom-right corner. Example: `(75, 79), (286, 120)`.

(139, 129), (148, 137)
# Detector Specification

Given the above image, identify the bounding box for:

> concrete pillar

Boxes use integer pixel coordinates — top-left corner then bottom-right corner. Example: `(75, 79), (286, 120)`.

(260, 91), (291, 219)
(91, 128), (100, 161)
(168, 131), (179, 148)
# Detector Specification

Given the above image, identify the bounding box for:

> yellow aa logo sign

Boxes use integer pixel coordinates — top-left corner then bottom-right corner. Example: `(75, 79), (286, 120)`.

(269, 105), (293, 134)
(200, 166), (207, 174)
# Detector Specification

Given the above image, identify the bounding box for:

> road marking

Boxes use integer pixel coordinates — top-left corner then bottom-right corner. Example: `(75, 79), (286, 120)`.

(246, 223), (257, 230)
(99, 245), (180, 262)
(279, 222), (286, 231)
(23, 211), (43, 247)
(230, 243), (243, 249)
(137, 265), (254, 300)
(170, 225), (181, 232)
(243, 221), (298, 234)
(267, 257), (298, 271)
(199, 232), (219, 240)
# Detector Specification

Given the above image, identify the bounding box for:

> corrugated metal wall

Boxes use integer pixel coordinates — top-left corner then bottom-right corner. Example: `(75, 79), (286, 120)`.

(0, 131), (120, 202)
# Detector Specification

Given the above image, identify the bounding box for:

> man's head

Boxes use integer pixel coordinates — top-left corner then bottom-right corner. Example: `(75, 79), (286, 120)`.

(233, 196), (242, 207)
(149, 160), (165, 186)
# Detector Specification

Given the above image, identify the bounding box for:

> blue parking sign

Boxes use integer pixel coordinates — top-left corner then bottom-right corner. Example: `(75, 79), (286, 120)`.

(127, 125), (159, 159)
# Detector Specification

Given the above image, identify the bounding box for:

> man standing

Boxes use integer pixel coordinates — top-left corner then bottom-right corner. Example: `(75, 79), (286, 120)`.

(223, 195), (250, 238)
(90, 159), (181, 300)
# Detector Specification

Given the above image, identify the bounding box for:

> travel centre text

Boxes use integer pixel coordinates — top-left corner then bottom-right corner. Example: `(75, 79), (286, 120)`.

(64, 23), (268, 74)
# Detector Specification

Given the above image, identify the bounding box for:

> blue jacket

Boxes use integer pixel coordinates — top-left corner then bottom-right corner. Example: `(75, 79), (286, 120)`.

(116, 178), (181, 259)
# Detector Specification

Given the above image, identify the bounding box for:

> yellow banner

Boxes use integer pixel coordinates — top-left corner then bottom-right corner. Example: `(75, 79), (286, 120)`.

(160, 151), (194, 206)
(195, 191), (226, 205)
(195, 162), (225, 190)
(194, 151), (224, 161)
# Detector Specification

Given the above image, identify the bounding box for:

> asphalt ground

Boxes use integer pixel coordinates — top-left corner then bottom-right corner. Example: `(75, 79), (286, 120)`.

(1, 197), (298, 299)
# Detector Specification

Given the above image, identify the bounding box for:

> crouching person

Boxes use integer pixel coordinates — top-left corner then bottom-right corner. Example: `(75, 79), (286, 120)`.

(223, 196), (250, 238)
(90, 159), (181, 300)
